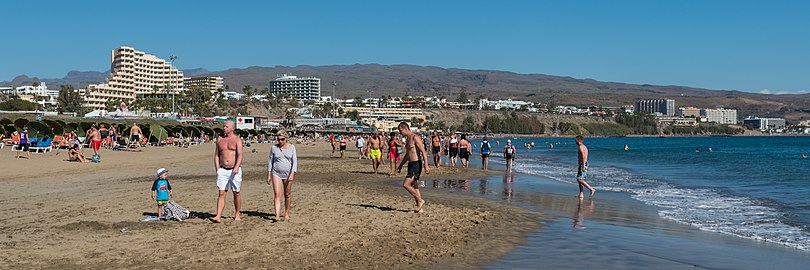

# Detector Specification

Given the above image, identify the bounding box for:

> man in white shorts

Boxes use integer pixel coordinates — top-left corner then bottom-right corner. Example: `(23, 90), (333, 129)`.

(211, 120), (244, 223)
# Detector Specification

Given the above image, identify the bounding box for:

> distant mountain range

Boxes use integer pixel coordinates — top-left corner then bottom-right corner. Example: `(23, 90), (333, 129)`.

(3, 64), (809, 122)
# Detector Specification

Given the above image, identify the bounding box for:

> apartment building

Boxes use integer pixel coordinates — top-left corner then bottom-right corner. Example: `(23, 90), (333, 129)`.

(679, 107), (701, 117)
(84, 46), (185, 110)
(269, 74), (320, 100)
(701, 108), (737, 124)
(184, 76), (224, 95)
(636, 99), (676, 116)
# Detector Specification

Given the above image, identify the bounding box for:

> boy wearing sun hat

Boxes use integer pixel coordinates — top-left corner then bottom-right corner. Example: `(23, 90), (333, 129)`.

(151, 168), (173, 217)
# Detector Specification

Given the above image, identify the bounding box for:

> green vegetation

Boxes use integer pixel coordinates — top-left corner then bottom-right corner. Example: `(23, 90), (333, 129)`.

(441, 112), (545, 134)
(56, 85), (86, 114)
(665, 124), (742, 135)
(0, 99), (39, 111)
(614, 113), (658, 135)
(580, 122), (633, 136)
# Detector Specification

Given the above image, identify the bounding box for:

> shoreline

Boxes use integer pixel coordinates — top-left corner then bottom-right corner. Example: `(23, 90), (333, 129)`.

(0, 141), (543, 269)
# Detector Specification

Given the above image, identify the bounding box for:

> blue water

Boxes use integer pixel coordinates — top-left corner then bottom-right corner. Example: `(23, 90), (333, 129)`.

(470, 136), (810, 251)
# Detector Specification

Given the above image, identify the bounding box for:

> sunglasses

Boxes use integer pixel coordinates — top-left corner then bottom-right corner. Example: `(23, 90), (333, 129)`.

(277, 137), (286, 141)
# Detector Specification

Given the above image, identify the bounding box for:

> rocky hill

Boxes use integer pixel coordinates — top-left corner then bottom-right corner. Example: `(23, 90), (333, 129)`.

(5, 64), (810, 122)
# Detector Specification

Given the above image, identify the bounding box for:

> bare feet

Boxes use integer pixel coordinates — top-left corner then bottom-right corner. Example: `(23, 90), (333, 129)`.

(590, 189), (596, 198)
(415, 200), (425, 213)
(210, 217), (222, 223)
(234, 216), (242, 221)
(578, 193), (584, 199)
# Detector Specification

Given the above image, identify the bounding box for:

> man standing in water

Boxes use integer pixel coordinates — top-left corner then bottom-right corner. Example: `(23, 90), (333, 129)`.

(430, 131), (442, 167)
(212, 120), (244, 223)
(396, 122), (430, 213)
(576, 135), (596, 198)
(367, 133), (383, 174)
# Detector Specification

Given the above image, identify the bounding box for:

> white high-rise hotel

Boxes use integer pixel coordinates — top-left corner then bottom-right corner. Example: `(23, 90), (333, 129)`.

(84, 46), (185, 110)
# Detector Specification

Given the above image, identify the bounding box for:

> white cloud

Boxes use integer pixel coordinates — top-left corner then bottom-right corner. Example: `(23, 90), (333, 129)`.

(757, 89), (810, 95)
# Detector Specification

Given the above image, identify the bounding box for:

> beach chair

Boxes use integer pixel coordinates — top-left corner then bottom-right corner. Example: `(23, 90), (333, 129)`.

(52, 135), (65, 149)
(30, 138), (52, 153)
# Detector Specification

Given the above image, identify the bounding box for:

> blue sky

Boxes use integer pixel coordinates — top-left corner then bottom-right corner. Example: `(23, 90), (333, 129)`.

(1, 0), (808, 93)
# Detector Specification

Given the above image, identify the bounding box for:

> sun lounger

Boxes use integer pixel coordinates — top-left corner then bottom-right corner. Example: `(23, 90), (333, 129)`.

(30, 138), (53, 153)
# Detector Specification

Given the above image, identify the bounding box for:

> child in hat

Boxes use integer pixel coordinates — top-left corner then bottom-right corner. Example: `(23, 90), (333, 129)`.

(151, 168), (173, 217)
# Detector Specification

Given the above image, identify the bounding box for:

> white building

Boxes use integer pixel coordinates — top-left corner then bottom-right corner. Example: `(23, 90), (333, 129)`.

(269, 74), (321, 100)
(84, 46), (186, 110)
(479, 99), (534, 111)
(636, 99), (676, 116)
(184, 76), (224, 95)
(15, 83), (59, 107)
(701, 108), (737, 124)
(743, 117), (786, 131)
(220, 91), (245, 100)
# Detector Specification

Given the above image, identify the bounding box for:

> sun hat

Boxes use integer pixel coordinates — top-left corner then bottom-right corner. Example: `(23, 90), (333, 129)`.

(156, 168), (169, 177)
(507, 139), (512, 144)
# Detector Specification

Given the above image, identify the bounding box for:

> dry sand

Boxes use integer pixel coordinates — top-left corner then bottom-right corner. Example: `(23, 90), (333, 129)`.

(0, 141), (542, 269)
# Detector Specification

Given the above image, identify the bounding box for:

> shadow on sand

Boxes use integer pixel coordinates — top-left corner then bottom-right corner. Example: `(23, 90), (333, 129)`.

(346, 203), (411, 213)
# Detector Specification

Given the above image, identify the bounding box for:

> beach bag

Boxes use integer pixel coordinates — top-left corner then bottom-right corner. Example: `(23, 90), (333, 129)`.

(91, 154), (101, 163)
(482, 142), (491, 155)
(162, 200), (190, 221)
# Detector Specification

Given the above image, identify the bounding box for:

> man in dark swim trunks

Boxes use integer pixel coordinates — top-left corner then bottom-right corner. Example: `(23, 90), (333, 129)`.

(396, 122), (430, 213)
(430, 131), (442, 167)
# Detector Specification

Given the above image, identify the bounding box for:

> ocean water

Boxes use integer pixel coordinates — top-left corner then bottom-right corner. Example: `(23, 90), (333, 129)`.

(471, 136), (810, 251)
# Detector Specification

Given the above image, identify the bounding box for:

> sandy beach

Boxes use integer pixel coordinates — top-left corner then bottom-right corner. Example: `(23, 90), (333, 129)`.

(0, 141), (542, 269)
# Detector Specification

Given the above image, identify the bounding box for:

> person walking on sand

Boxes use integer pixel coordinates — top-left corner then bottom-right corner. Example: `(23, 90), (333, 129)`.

(329, 134), (336, 157)
(368, 133), (383, 174)
(267, 130), (297, 221)
(396, 122), (430, 213)
(388, 132), (402, 176)
(576, 135), (596, 198)
(448, 133), (459, 167)
(458, 134), (471, 168)
(17, 127), (31, 159)
(480, 137), (492, 171)
(339, 135), (347, 158)
(211, 121), (244, 223)
(87, 126), (102, 156)
(504, 139), (516, 173)
(431, 131), (442, 167)
(355, 135), (366, 159)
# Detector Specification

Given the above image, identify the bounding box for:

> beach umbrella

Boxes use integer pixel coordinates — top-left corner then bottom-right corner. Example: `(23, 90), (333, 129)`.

(24, 121), (54, 140)
(145, 125), (169, 143)
(78, 122), (94, 136)
(185, 126), (202, 137)
(14, 119), (29, 130)
(66, 123), (79, 133)
(213, 127), (224, 137)
(0, 118), (12, 126)
(43, 119), (65, 134)
(198, 126), (215, 137)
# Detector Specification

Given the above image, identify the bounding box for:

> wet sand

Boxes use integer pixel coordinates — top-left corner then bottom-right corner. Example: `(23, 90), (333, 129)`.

(0, 142), (542, 269)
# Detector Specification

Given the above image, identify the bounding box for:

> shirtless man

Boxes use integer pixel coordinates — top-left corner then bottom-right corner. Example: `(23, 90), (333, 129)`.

(329, 134), (337, 157)
(87, 126), (102, 156)
(129, 123), (143, 145)
(430, 131), (442, 167)
(367, 133), (383, 174)
(212, 121), (244, 223)
(576, 135), (596, 198)
(396, 122), (430, 213)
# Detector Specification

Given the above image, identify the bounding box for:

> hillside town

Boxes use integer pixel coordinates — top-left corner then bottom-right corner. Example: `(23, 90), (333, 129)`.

(1, 46), (807, 135)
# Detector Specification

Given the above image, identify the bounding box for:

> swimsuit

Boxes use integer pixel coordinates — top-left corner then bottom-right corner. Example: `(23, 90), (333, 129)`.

(406, 160), (422, 181)
(369, 148), (382, 159)
(388, 141), (400, 160)
(217, 166), (243, 192)
(577, 162), (589, 180)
